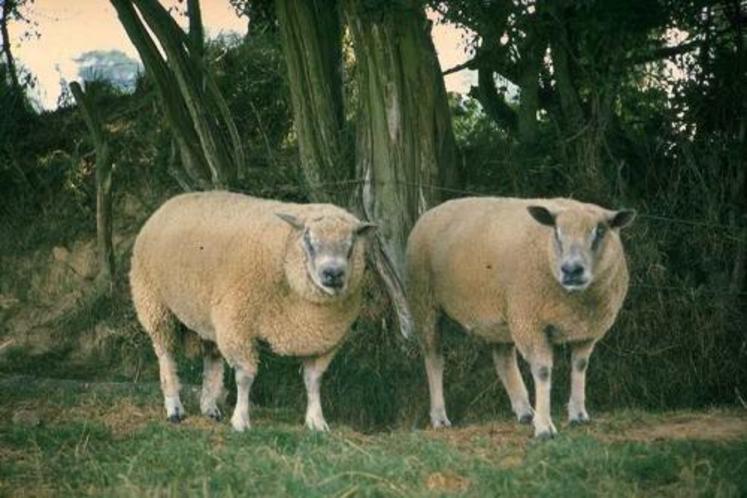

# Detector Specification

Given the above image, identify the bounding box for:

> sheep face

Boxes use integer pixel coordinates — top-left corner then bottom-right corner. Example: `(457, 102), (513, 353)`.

(277, 213), (376, 299)
(528, 206), (636, 292)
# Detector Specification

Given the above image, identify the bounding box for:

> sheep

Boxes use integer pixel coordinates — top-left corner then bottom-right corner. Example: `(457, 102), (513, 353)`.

(129, 191), (376, 432)
(406, 197), (635, 439)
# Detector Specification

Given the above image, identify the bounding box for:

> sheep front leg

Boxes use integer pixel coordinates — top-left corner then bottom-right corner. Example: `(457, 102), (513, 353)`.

(230, 365), (256, 432)
(568, 340), (595, 425)
(302, 348), (337, 431)
(492, 344), (533, 424)
(523, 338), (556, 439)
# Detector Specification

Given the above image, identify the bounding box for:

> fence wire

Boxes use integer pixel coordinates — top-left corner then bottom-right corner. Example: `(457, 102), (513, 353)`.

(239, 176), (747, 300)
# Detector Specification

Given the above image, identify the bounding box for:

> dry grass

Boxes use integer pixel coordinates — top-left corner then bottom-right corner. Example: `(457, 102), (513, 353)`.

(2, 375), (746, 497)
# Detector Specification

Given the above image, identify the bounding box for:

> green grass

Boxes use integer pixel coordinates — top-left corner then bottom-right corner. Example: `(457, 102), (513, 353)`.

(1, 375), (746, 497)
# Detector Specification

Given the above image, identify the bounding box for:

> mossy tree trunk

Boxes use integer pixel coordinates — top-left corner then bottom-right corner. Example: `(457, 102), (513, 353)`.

(346, 0), (457, 276)
(110, 0), (244, 190)
(0, 0), (21, 93)
(69, 82), (115, 294)
(276, 0), (349, 203)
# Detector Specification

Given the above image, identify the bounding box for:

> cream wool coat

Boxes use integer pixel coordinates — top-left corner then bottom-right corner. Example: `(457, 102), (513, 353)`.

(130, 191), (367, 365)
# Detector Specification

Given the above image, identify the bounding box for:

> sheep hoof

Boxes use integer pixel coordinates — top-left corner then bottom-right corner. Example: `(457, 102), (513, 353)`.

(430, 415), (452, 429)
(167, 413), (185, 424)
(231, 414), (251, 432)
(231, 420), (251, 432)
(569, 414), (590, 426)
(518, 413), (534, 425)
(204, 407), (223, 422)
(534, 430), (556, 441)
(305, 418), (330, 432)
(533, 420), (558, 439)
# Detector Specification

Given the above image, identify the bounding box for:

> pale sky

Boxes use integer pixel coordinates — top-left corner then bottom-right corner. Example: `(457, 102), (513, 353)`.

(8, 0), (474, 109)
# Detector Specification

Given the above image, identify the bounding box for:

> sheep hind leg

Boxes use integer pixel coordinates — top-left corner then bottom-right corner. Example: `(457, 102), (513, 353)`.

(492, 343), (533, 424)
(568, 340), (595, 425)
(424, 348), (450, 428)
(133, 289), (185, 423)
(200, 341), (225, 422)
(421, 310), (450, 428)
(302, 348), (338, 432)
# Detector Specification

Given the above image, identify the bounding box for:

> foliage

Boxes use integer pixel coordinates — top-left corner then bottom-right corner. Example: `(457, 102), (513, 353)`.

(207, 31), (292, 171)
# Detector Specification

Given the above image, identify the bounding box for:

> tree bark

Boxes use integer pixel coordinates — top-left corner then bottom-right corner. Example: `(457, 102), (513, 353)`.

(346, 0), (457, 278)
(276, 0), (348, 203)
(69, 82), (115, 293)
(111, 0), (245, 188)
(111, 0), (212, 189)
(1, 0), (21, 93)
(548, 2), (609, 199)
(131, 0), (239, 188)
(187, 0), (204, 58)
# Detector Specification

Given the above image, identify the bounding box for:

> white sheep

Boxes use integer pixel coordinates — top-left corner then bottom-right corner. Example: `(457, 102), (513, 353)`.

(406, 197), (635, 438)
(130, 191), (376, 431)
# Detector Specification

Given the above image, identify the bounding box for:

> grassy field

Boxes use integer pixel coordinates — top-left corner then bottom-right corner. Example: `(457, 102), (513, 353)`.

(1, 374), (746, 498)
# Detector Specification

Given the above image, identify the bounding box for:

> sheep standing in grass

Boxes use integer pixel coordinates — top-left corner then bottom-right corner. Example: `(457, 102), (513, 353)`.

(406, 197), (635, 438)
(130, 191), (376, 431)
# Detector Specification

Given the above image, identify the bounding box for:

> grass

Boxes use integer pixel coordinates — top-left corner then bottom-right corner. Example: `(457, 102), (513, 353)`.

(1, 375), (746, 497)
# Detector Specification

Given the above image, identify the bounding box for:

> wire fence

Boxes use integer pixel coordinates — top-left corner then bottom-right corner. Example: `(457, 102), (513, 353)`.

(249, 176), (745, 235)
(238, 176), (747, 299)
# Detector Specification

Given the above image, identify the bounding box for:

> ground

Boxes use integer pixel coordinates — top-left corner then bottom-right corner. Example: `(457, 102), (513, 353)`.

(1, 375), (746, 497)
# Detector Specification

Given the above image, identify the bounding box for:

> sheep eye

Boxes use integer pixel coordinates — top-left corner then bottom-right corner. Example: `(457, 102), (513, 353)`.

(303, 231), (316, 255)
(346, 238), (355, 258)
(592, 224), (606, 250)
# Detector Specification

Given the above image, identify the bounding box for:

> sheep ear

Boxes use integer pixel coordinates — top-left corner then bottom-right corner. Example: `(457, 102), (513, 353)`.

(608, 209), (636, 229)
(276, 213), (305, 231)
(527, 206), (556, 227)
(355, 222), (377, 237)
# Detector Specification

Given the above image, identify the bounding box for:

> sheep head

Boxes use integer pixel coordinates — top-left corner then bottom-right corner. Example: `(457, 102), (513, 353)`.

(527, 205), (635, 292)
(277, 212), (376, 301)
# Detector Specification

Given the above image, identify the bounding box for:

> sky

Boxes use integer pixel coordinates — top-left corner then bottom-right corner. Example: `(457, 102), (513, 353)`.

(8, 0), (475, 110)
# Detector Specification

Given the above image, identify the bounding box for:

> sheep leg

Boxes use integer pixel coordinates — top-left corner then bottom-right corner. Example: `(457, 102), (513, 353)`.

(302, 348), (337, 431)
(492, 344), (533, 424)
(416, 306), (451, 428)
(135, 297), (184, 423)
(424, 347), (451, 428)
(200, 341), (225, 422)
(568, 340), (595, 425)
(153, 344), (185, 423)
(524, 340), (557, 439)
(229, 364), (256, 432)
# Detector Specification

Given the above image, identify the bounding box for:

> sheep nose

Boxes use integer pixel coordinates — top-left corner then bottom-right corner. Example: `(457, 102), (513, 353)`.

(321, 266), (345, 288)
(561, 263), (585, 279)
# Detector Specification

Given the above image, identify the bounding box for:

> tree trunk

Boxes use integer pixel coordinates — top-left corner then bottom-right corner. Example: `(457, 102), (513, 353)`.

(516, 27), (546, 146)
(69, 82), (115, 293)
(111, 0), (245, 189)
(131, 0), (241, 188)
(1, 0), (20, 93)
(187, 0), (204, 58)
(276, 0), (348, 203)
(346, 0), (457, 277)
(549, 2), (609, 199)
(111, 0), (212, 189)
